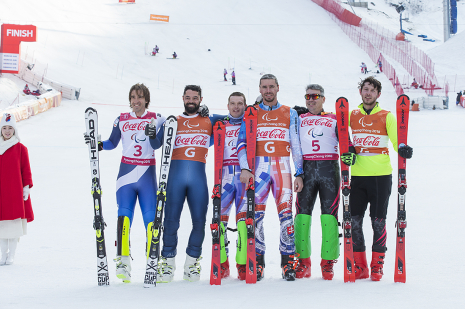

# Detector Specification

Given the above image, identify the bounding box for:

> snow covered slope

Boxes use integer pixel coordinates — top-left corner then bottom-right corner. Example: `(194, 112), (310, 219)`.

(0, 0), (464, 308)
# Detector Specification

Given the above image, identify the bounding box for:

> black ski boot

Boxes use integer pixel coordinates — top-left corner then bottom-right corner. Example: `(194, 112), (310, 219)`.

(256, 254), (265, 281)
(281, 254), (297, 281)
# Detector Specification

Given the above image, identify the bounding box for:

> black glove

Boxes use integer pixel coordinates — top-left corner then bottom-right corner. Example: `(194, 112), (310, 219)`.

(198, 104), (209, 117)
(144, 118), (158, 139)
(398, 144), (413, 159)
(84, 133), (103, 151)
(341, 152), (356, 166)
(293, 105), (309, 116)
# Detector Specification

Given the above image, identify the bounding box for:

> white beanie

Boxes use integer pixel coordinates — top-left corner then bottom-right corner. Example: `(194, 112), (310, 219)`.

(0, 113), (20, 141)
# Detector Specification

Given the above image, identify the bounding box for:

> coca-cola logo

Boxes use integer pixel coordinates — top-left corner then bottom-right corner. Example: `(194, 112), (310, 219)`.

(183, 120), (199, 128)
(257, 128), (286, 139)
(262, 113), (278, 121)
(175, 135), (208, 146)
(353, 135), (381, 147)
(300, 117), (333, 128)
(122, 121), (150, 132)
(225, 128), (240, 138)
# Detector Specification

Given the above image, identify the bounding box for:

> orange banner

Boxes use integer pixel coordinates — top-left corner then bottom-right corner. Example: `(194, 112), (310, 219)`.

(150, 15), (169, 22)
(119, 0), (135, 3)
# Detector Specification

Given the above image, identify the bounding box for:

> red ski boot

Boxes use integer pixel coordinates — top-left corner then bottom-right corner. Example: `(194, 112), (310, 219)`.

(296, 257), (311, 279)
(370, 252), (385, 281)
(353, 251), (369, 280)
(320, 259), (337, 280)
(221, 259), (230, 278)
(236, 263), (246, 281)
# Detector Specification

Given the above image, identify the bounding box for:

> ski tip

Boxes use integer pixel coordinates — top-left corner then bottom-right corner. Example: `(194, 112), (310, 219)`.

(398, 94), (410, 100)
(336, 96), (348, 101)
(85, 107), (97, 114)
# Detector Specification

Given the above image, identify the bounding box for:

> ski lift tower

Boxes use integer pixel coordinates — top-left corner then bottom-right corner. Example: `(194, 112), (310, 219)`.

(396, 4), (405, 32)
(444, 0), (451, 42)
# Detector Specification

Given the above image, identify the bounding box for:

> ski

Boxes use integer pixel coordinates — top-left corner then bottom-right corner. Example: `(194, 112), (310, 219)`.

(395, 94), (410, 283)
(244, 105), (258, 284)
(335, 97), (356, 283)
(84, 107), (110, 286)
(210, 120), (226, 285)
(144, 116), (177, 287)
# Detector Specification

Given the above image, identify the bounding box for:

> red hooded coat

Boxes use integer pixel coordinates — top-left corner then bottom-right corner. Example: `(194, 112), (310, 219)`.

(0, 143), (34, 222)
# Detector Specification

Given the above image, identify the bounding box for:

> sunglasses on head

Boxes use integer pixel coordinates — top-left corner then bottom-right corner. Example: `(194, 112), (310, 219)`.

(305, 94), (323, 100)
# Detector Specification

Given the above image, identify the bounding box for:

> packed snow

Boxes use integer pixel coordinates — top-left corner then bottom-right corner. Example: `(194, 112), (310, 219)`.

(0, 0), (464, 308)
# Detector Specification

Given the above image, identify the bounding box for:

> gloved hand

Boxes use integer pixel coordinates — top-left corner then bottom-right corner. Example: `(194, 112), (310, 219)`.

(145, 118), (158, 139)
(84, 133), (103, 151)
(293, 105), (309, 116)
(398, 143), (413, 159)
(23, 185), (30, 201)
(341, 152), (356, 166)
(198, 104), (209, 117)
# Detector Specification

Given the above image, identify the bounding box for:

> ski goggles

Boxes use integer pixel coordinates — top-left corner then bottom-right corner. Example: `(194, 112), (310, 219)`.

(304, 94), (323, 100)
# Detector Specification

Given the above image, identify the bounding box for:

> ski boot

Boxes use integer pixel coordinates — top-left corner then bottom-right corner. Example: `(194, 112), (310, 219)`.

(157, 256), (176, 283)
(353, 251), (369, 280)
(296, 257), (311, 279)
(114, 255), (131, 283)
(236, 263), (246, 280)
(221, 258), (230, 279)
(5, 238), (18, 265)
(256, 254), (265, 281)
(281, 255), (297, 281)
(320, 259), (337, 280)
(0, 239), (8, 265)
(183, 255), (202, 282)
(370, 252), (385, 281)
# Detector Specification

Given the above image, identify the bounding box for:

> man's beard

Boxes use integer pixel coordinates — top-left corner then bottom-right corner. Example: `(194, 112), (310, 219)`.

(184, 102), (200, 114)
(263, 94), (275, 103)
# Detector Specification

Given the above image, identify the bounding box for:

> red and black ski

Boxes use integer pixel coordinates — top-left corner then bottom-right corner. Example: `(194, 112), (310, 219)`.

(210, 120), (226, 285)
(244, 106), (257, 284)
(336, 97), (356, 283)
(395, 94), (410, 283)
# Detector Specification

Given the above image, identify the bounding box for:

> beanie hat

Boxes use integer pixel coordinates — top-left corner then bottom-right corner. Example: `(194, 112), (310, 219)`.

(0, 113), (20, 141)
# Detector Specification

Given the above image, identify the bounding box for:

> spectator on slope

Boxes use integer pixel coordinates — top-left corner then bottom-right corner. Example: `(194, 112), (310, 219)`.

(0, 113), (34, 266)
(411, 78), (419, 89)
(224, 68), (228, 81)
(456, 90), (462, 106)
(173, 52), (177, 59)
(232, 71), (236, 85)
(377, 59), (383, 73)
(361, 62), (368, 74)
(23, 84), (31, 95)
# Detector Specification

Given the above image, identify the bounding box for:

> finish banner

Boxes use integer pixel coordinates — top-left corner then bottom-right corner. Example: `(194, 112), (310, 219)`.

(0, 24), (37, 74)
(150, 15), (169, 22)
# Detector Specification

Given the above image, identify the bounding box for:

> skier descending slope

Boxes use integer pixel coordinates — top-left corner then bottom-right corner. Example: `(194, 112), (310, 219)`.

(292, 84), (347, 280)
(84, 83), (165, 283)
(217, 92), (247, 280)
(155, 85), (224, 283)
(237, 74), (304, 281)
(341, 77), (413, 281)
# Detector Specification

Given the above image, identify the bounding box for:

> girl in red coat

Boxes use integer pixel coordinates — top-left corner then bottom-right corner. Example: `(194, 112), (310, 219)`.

(0, 113), (33, 265)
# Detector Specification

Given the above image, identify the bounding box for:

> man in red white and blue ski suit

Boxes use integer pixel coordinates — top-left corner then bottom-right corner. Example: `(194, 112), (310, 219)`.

(237, 74), (304, 281)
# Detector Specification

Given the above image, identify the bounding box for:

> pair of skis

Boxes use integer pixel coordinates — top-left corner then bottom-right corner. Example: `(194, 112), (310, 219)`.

(85, 108), (178, 286)
(210, 106), (258, 285)
(144, 116), (177, 287)
(336, 94), (409, 283)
